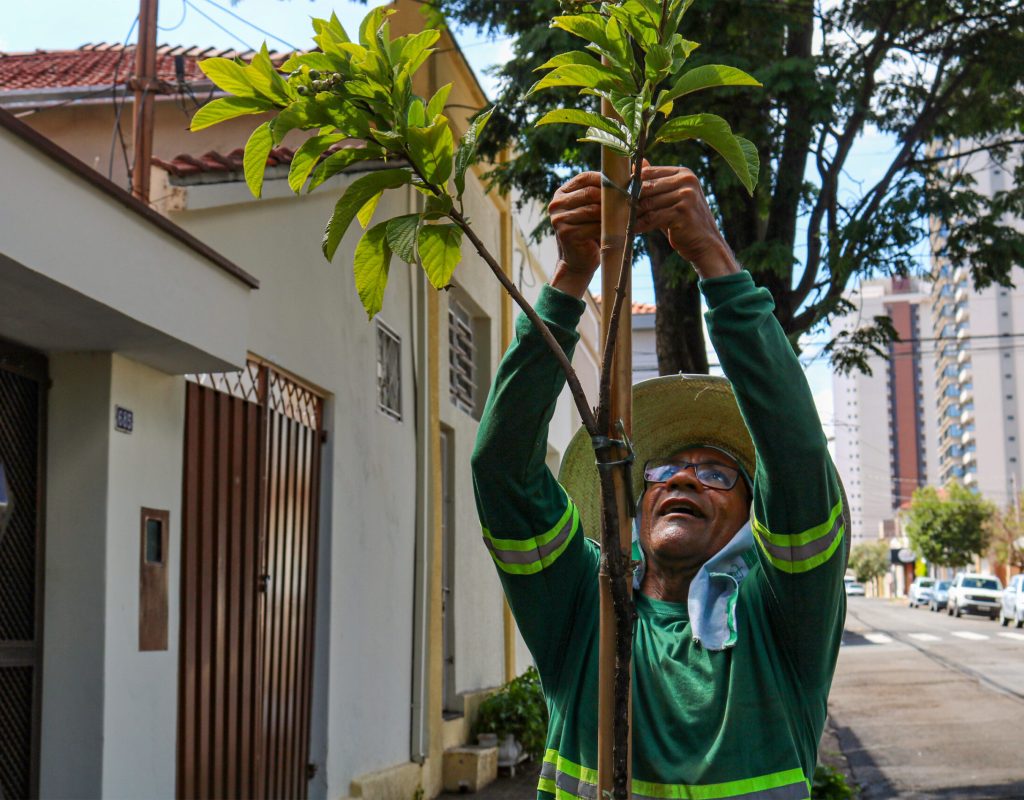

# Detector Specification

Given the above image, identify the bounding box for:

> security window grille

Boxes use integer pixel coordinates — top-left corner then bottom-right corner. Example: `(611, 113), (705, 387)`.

(377, 321), (402, 421)
(449, 300), (477, 416)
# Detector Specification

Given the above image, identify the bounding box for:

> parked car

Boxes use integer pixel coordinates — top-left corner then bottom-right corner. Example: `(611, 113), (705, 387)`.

(947, 573), (1003, 619)
(999, 574), (1024, 628)
(929, 580), (951, 612)
(845, 581), (866, 597)
(908, 577), (935, 608)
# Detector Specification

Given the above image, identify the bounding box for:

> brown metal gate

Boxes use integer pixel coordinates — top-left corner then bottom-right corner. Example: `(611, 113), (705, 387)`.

(178, 361), (323, 800)
(0, 343), (46, 800)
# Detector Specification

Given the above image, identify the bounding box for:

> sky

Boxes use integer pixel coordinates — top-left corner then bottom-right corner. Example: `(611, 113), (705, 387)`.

(3, 0), (915, 444)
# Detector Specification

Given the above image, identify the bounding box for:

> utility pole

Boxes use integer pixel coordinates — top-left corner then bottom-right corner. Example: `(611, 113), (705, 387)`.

(596, 91), (633, 799)
(131, 0), (159, 203)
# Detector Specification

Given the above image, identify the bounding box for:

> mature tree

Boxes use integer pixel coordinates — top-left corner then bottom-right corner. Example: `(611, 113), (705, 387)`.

(432, 0), (1024, 373)
(904, 483), (994, 568)
(986, 498), (1024, 572)
(848, 540), (889, 584)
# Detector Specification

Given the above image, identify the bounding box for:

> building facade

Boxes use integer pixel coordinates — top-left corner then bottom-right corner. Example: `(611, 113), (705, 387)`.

(0, 6), (602, 799)
(831, 278), (939, 545)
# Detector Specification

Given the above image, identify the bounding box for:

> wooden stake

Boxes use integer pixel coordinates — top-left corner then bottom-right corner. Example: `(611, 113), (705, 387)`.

(596, 95), (633, 800)
(131, 0), (158, 203)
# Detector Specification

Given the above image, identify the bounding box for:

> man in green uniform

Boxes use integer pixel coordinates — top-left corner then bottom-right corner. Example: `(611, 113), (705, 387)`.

(471, 166), (848, 800)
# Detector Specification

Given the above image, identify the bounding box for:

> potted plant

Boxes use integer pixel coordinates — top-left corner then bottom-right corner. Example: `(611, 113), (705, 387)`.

(472, 667), (548, 765)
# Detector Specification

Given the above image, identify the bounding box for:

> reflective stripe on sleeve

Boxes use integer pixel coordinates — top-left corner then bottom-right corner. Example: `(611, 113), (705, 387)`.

(482, 495), (579, 575)
(539, 751), (810, 800)
(752, 500), (844, 574)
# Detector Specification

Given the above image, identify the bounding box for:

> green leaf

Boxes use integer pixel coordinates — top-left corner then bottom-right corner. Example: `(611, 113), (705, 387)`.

(424, 194), (453, 219)
(645, 44), (672, 83)
(357, 191), (383, 228)
(190, 96), (274, 131)
(735, 136), (761, 193)
(654, 114), (758, 194)
(386, 214), (420, 263)
(394, 29), (440, 71)
(418, 224), (463, 289)
(528, 64), (633, 96)
(322, 168), (412, 261)
(359, 6), (395, 47)
(281, 52), (336, 73)
(198, 58), (257, 98)
(287, 134), (346, 194)
(407, 118), (454, 185)
(551, 14), (626, 64)
(308, 146), (380, 192)
(426, 83), (453, 120)
(535, 50), (605, 72)
(535, 108), (624, 139)
(578, 127), (630, 157)
(605, 4), (658, 50)
(407, 98), (428, 129)
(656, 65), (762, 113)
(454, 106), (494, 198)
(247, 43), (292, 104)
(243, 122), (274, 198)
(353, 221), (392, 319)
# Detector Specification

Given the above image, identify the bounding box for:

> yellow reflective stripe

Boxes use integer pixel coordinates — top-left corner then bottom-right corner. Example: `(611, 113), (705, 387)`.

(482, 487), (573, 552)
(633, 768), (809, 799)
(755, 523), (845, 575)
(751, 500), (843, 547)
(542, 751), (810, 800)
(487, 505), (579, 575)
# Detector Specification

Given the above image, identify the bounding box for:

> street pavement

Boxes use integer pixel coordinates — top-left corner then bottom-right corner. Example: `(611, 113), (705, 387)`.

(831, 596), (1024, 799)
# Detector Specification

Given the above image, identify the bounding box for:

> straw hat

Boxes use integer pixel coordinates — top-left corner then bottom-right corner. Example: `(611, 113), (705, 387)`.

(558, 374), (756, 540)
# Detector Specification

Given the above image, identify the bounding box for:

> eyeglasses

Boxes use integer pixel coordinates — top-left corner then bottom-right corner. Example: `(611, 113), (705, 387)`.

(642, 459), (741, 491)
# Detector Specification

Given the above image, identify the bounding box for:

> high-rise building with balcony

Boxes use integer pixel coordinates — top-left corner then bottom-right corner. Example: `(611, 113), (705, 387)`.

(832, 278), (939, 544)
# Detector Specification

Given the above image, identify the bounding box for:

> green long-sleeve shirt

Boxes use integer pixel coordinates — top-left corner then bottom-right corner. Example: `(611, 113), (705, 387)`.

(471, 271), (847, 800)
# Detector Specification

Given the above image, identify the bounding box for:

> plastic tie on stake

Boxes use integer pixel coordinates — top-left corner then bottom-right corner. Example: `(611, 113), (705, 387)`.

(591, 420), (637, 518)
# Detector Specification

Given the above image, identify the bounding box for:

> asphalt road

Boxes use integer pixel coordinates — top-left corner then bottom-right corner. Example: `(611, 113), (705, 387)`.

(830, 596), (1024, 799)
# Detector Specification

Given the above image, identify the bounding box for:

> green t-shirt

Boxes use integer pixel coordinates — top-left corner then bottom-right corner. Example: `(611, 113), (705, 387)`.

(471, 272), (847, 800)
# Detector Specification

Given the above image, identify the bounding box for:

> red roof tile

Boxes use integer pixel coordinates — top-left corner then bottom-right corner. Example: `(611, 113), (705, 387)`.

(0, 43), (291, 92)
(593, 296), (657, 315)
(151, 139), (366, 179)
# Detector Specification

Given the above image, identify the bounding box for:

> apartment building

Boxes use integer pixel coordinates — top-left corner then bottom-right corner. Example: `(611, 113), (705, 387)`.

(832, 278), (939, 544)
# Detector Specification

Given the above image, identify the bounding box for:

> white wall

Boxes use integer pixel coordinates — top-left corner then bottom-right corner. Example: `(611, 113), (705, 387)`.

(101, 356), (185, 797)
(40, 353), (112, 799)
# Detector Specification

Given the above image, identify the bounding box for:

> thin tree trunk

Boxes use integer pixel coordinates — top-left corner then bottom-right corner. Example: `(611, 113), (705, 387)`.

(649, 231), (709, 375)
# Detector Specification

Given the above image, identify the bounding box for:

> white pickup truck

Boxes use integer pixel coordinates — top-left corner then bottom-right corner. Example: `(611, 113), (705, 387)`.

(947, 573), (1003, 619)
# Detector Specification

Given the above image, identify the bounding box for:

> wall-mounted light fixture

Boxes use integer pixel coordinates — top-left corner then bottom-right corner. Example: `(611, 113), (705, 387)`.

(0, 462), (11, 547)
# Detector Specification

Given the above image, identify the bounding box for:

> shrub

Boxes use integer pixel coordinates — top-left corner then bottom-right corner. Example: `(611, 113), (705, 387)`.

(472, 667), (548, 760)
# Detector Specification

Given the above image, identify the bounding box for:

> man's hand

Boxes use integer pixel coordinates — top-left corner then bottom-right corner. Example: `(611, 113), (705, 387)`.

(634, 166), (739, 280)
(549, 171), (602, 299)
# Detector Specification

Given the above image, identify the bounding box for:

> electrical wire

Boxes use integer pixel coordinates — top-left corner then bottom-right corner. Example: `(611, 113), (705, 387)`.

(197, 0), (299, 52)
(107, 15), (139, 187)
(184, 0), (255, 53)
(159, 0), (188, 32)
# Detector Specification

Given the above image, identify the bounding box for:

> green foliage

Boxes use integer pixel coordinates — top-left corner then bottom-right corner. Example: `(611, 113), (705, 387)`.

(528, 1), (760, 195)
(985, 498), (1024, 572)
(472, 666), (548, 761)
(429, 0), (1024, 375)
(905, 484), (995, 569)
(812, 764), (857, 800)
(191, 6), (489, 319)
(848, 541), (889, 584)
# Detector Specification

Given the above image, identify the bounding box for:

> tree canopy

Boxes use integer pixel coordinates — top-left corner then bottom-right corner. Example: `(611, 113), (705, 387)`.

(433, 0), (1024, 373)
(904, 483), (994, 568)
(848, 540), (889, 584)
(986, 497), (1024, 572)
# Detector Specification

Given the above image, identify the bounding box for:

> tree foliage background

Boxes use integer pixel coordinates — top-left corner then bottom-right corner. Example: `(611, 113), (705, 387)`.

(904, 483), (994, 568)
(848, 540), (890, 584)
(431, 0), (1024, 374)
(986, 497), (1024, 572)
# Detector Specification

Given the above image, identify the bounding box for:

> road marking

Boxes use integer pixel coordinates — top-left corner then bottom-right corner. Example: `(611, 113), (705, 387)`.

(864, 633), (893, 644)
(908, 633), (941, 642)
(998, 632), (1024, 642)
(951, 631), (989, 641)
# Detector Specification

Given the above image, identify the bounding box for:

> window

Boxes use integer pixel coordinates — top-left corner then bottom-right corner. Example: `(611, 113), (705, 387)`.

(448, 297), (491, 419)
(376, 319), (402, 421)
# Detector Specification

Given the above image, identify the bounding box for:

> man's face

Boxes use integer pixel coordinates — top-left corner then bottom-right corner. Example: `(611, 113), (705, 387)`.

(639, 446), (750, 573)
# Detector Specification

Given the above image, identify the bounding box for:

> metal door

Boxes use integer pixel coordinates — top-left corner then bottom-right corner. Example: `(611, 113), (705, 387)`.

(178, 361), (323, 800)
(0, 343), (46, 800)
